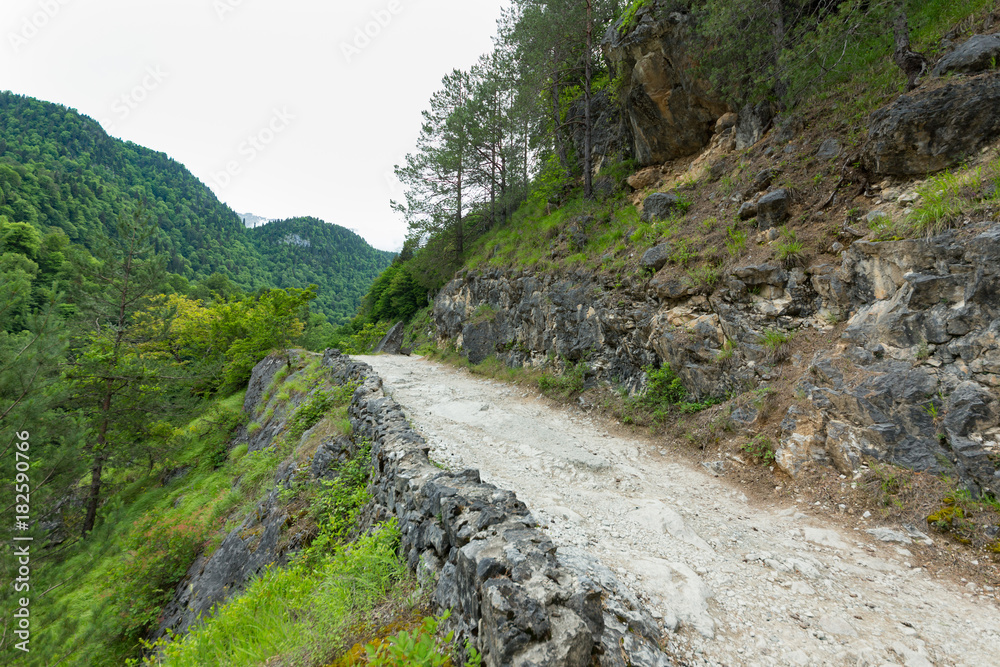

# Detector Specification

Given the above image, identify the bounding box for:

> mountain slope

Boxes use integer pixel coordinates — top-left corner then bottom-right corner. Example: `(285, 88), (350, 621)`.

(249, 217), (395, 322)
(0, 91), (393, 322)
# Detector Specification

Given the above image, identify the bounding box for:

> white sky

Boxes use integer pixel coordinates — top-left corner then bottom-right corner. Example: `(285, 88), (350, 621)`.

(1, 0), (505, 251)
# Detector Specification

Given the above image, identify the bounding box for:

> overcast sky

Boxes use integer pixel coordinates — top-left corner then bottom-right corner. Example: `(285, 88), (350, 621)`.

(1, 0), (505, 251)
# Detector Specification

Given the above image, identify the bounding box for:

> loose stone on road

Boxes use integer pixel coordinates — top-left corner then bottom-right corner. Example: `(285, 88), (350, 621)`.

(359, 354), (1000, 667)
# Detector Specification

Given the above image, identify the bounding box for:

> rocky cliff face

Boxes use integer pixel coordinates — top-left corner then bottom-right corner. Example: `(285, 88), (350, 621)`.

(433, 222), (1000, 497)
(602, 2), (727, 166)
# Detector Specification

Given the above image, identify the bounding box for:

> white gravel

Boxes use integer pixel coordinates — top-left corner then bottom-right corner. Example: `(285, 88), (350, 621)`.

(359, 355), (1000, 667)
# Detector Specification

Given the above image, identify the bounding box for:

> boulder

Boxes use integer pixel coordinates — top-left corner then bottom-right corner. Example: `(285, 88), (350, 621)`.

(627, 166), (662, 191)
(603, 5), (728, 165)
(373, 321), (405, 354)
(863, 75), (1000, 175)
(715, 112), (738, 133)
(932, 33), (1000, 77)
(735, 101), (775, 150)
(756, 188), (791, 229)
(737, 201), (758, 221)
(816, 138), (841, 160)
(641, 192), (683, 222)
(641, 243), (671, 271)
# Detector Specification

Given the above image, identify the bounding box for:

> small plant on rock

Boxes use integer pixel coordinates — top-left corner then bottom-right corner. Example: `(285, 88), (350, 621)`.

(741, 434), (775, 463)
(775, 227), (803, 266)
(759, 328), (794, 363)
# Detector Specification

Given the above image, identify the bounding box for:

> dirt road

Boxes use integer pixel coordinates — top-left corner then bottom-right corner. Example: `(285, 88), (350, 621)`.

(358, 355), (1000, 667)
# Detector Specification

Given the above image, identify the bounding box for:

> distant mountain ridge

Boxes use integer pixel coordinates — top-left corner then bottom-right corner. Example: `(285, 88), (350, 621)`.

(240, 212), (274, 229)
(0, 90), (394, 323)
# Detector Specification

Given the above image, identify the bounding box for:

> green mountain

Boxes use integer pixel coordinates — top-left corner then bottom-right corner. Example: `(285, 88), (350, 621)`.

(249, 217), (397, 322)
(0, 91), (394, 323)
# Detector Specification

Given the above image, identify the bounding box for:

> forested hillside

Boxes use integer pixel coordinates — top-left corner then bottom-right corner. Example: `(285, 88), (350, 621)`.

(0, 91), (394, 323)
(249, 217), (396, 323)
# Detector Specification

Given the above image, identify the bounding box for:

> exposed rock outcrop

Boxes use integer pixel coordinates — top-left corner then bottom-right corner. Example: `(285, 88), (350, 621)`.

(157, 354), (347, 639)
(568, 89), (635, 172)
(781, 225), (1000, 494)
(603, 2), (728, 166)
(862, 74), (1000, 175)
(932, 33), (1000, 77)
(434, 223), (1000, 495)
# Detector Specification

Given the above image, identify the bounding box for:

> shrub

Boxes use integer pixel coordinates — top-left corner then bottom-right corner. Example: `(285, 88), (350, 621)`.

(365, 611), (482, 667)
(741, 435), (775, 463)
(725, 223), (748, 257)
(775, 228), (803, 265)
(108, 512), (208, 640)
(537, 360), (587, 399)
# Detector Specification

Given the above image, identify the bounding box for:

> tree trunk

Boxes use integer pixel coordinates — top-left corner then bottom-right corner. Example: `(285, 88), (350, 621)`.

(550, 79), (570, 176)
(583, 0), (594, 199)
(893, 7), (927, 91)
(456, 148), (464, 263)
(768, 0), (787, 101)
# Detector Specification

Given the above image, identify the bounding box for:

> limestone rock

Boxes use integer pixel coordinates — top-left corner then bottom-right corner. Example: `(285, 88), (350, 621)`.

(756, 188), (791, 229)
(735, 101), (775, 150)
(641, 243), (671, 272)
(737, 201), (758, 220)
(641, 192), (683, 222)
(816, 138), (841, 160)
(932, 33), (1000, 76)
(863, 75), (1000, 175)
(373, 321), (405, 354)
(603, 4), (728, 165)
(628, 166), (662, 191)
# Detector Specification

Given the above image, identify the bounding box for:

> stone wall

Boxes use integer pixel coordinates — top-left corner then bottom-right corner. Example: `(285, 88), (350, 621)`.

(326, 349), (673, 667)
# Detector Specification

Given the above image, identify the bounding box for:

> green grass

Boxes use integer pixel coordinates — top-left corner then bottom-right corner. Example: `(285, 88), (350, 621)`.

(775, 228), (803, 265)
(537, 359), (588, 399)
(760, 328), (794, 364)
(144, 523), (407, 667)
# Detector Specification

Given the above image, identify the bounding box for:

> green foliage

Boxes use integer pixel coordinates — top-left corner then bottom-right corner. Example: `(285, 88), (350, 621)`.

(217, 287), (317, 389)
(0, 93), (392, 326)
(364, 611), (481, 667)
(669, 238), (699, 266)
(740, 434), (775, 463)
(775, 228), (803, 265)
(304, 441), (373, 558)
(538, 359), (587, 399)
(725, 223), (748, 257)
(644, 363), (687, 406)
(248, 217), (395, 324)
(618, 0), (654, 35)
(108, 512), (209, 640)
(335, 321), (391, 355)
(145, 523), (406, 667)
(759, 328), (793, 363)
(686, 264), (721, 291)
(288, 382), (358, 442)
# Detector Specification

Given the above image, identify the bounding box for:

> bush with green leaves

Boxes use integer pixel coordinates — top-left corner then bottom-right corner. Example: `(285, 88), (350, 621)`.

(108, 512), (209, 640)
(741, 434), (776, 463)
(365, 611), (482, 667)
(538, 359), (587, 399)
